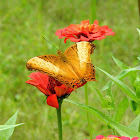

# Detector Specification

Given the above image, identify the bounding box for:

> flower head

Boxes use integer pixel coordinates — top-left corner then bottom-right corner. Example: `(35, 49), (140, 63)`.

(55, 20), (115, 43)
(90, 135), (139, 140)
(26, 72), (86, 108)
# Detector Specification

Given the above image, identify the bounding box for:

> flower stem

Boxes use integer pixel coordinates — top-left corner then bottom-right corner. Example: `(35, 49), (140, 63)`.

(138, 0), (140, 21)
(56, 101), (63, 140)
(85, 83), (92, 140)
(90, 0), (96, 22)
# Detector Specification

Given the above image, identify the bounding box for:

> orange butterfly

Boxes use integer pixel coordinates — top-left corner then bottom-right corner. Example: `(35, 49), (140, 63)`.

(26, 41), (96, 89)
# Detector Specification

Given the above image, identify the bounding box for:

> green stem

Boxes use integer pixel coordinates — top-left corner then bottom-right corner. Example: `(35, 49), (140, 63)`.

(85, 83), (92, 140)
(90, 0), (96, 22)
(138, 0), (140, 21)
(56, 102), (63, 140)
(108, 111), (115, 135)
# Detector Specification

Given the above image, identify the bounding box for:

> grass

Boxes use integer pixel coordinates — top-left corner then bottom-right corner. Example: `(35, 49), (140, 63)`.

(0, 0), (139, 140)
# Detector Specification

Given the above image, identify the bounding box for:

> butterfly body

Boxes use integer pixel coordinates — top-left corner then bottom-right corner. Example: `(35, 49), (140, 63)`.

(26, 41), (96, 89)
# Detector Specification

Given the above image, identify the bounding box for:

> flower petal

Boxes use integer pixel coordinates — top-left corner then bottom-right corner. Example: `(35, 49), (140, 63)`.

(26, 79), (39, 86)
(120, 136), (130, 140)
(55, 19), (115, 43)
(55, 84), (73, 97)
(46, 94), (59, 108)
(96, 135), (105, 139)
(131, 137), (140, 140)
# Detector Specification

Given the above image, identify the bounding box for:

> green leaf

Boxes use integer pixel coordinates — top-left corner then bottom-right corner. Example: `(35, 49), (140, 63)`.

(114, 97), (129, 122)
(128, 114), (140, 132)
(97, 67), (139, 103)
(112, 56), (128, 70)
(102, 56), (139, 91)
(137, 28), (140, 36)
(131, 100), (137, 111)
(95, 87), (115, 110)
(101, 66), (140, 91)
(105, 82), (115, 110)
(0, 124), (23, 131)
(0, 110), (23, 140)
(65, 99), (140, 138)
(95, 88), (104, 102)
(136, 84), (140, 99)
(137, 56), (140, 61)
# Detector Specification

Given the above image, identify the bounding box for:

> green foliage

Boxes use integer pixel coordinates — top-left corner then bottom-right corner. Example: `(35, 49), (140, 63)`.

(97, 66), (139, 103)
(113, 97), (129, 122)
(95, 83), (115, 110)
(128, 114), (140, 132)
(88, 56), (140, 137)
(102, 57), (139, 91)
(0, 0), (139, 139)
(137, 28), (140, 35)
(138, 56), (140, 61)
(0, 110), (23, 140)
(65, 99), (140, 138)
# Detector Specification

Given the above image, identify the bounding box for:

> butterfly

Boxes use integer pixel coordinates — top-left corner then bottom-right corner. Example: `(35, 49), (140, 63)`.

(26, 41), (96, 89)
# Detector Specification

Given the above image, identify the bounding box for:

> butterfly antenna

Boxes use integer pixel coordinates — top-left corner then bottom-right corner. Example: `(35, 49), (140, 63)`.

(59, 39), (61, 51)
(43, 37), (58, 50)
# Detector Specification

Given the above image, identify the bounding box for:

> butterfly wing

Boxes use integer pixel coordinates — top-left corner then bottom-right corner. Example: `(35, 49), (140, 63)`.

(26, 55), (81, 89)
(26, 41), (96, 89)
(64, 41), (96, 82)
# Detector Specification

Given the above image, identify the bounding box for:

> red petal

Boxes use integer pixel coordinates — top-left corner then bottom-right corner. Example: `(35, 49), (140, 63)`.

(93, 20), (99, 25)
(81, 19), (90, 25)
(93, 35), (106, 40)
(107, 135), (118, 138)
(69, 37), (81, 42)
(64, 38), (68, 43)
(28, 72), (49, 86)
(79, 35), (90, 41)
(131, 137), (140, 140)
(96, 135), (105, 139)
(55, 85), (66, 97)
(66, 87), (73, 94)
(26, 72), (52, 96)
(120, 136), (130, 140)
(46, 94), (59, 108)
(36, 86), (51, 95)
(26, 79), (38, 86)
(55, 29), (62, 36)
(106, 31), (115, 36)
(55, 84), (73, 97)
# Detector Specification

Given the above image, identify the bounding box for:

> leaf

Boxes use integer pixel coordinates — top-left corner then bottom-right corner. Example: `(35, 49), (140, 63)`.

(0, 110), (23, 140)
(128, 114), (140, 132)
(97, 67), (139, 103)
(95, 88), (115, 110)
(131, 100), (137, 111)
(0, 124), (23, 131)
(136, 84), (140, 99)
(112, 56), (128, 70)
(65, 99), (140, 138)
(106, 82), (115, 110)
(101, 66), (140, 91)
(137, 28), (140, 36)
(137, 56), (140, 61)
(95, 88), (104, 102)
(114, 97), (129, 122)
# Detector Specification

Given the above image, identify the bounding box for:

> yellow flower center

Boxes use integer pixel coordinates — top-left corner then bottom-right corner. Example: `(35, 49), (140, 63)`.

(101, 137), (121, 140)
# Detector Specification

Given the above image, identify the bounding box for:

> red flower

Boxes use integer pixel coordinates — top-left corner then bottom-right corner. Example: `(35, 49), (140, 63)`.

(88, 135), (139, 140)
(55, 20), (115, 43)
(26, 72), (86, 108)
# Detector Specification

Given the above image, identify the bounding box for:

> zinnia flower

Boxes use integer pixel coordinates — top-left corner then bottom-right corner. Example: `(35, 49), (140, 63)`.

(55, 19), (115, 43)
(26, 72), (86, 108)
(84, 135), (139, 140)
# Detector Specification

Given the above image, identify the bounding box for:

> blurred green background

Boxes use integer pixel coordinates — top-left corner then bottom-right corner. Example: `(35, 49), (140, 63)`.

(0, 0), (139, 140)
